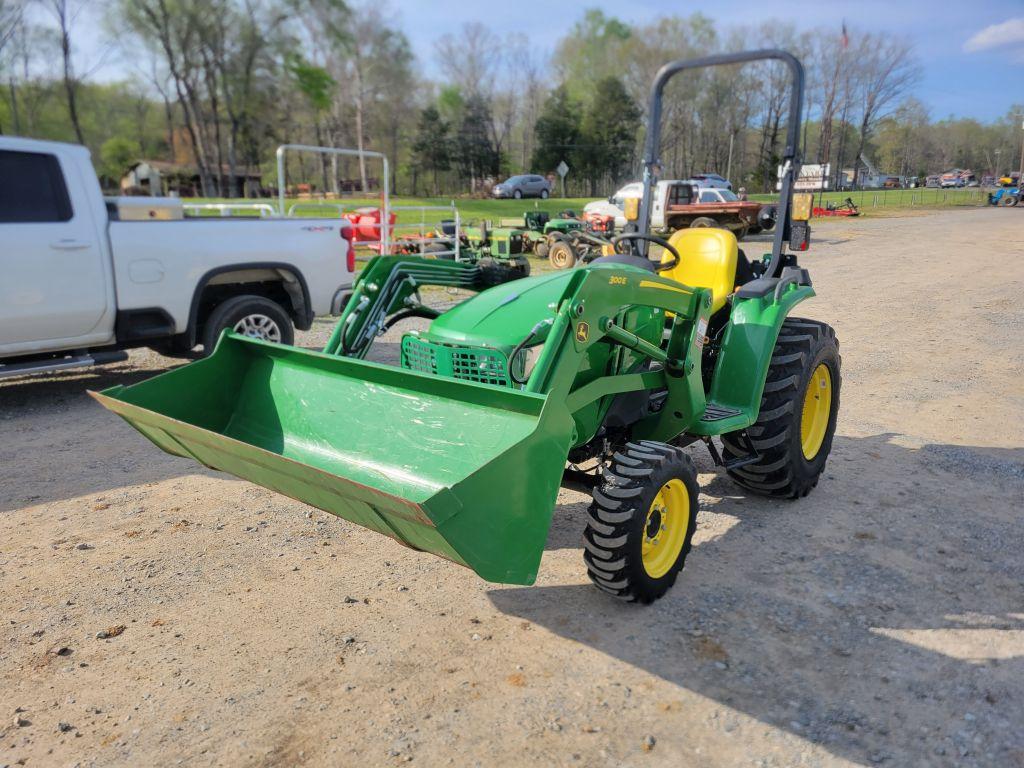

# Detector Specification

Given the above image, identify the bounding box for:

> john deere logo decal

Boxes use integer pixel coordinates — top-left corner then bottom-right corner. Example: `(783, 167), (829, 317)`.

(575, 321), (589, 343)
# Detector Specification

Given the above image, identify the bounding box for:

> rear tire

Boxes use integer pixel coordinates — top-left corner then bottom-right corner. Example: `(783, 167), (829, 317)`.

(722, 318), (840, 498)
(584, 442), (699, 604)
(201, 294), (294, 356)
(541, 189), (549, 199)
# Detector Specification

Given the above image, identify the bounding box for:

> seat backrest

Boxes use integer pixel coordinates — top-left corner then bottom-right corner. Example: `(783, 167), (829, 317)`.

(660, 228), (738, 313)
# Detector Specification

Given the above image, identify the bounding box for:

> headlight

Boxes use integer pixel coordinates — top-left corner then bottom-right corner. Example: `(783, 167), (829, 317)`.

(511, 344), (544, 384)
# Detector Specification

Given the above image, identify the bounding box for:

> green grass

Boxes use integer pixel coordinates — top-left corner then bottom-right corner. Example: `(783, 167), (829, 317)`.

(183, 185), (990, 231)
(749, 187), (989, 210)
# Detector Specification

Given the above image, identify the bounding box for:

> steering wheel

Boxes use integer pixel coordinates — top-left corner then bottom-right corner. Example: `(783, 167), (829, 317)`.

(611, 233), (680, 271)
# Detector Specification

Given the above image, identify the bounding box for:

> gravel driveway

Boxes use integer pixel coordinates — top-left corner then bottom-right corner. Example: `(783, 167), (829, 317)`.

(1, 207), (1022, 768)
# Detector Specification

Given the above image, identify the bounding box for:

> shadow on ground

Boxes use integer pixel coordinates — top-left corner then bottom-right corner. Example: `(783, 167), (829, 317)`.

(0, 361), (209, 512)
(492, 434), (1024, 766)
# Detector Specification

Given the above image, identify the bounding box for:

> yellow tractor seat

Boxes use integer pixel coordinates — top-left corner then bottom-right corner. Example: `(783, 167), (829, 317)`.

(660, 228), (739, 314)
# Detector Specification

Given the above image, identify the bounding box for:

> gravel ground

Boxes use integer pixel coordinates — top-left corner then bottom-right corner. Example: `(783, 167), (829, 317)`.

(1, 207), (1022, 768)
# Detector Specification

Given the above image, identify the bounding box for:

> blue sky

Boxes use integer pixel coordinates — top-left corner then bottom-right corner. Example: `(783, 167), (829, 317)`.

(79, 0), (1020, 121)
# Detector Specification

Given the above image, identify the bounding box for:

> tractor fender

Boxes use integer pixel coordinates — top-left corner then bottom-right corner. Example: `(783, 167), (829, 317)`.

(702, 285), (815, 430)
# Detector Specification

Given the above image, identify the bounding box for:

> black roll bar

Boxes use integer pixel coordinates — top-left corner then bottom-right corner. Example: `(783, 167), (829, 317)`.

(636, 49), (805, 279)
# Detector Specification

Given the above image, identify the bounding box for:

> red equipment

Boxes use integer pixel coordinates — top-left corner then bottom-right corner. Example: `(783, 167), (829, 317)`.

(583, 211), (614, 234)
(812, 197), (859, 218)
(343, 207), (396, 242)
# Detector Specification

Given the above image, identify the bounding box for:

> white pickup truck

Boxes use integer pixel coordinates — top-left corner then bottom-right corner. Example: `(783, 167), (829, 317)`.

(0, 137), (356, 379)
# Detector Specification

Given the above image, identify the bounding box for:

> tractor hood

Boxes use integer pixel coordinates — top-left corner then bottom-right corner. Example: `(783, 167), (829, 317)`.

(425, 270), (578, 348)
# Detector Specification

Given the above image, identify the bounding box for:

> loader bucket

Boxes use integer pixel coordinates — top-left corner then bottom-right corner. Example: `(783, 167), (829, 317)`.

(90, 334), (575, 585)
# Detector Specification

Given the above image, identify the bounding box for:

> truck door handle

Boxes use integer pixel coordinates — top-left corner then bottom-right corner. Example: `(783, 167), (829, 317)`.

(50, 239), (91, 251)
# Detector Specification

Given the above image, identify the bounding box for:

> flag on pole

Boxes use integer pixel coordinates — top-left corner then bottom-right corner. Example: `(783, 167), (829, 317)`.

(841, 21), (849, 49)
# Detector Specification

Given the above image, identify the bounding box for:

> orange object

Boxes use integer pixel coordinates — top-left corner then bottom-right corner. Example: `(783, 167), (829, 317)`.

(343, 207), (396, 242)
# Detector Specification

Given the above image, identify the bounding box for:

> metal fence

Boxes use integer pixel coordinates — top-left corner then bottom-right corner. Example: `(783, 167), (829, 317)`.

(752, 188), (988, 208)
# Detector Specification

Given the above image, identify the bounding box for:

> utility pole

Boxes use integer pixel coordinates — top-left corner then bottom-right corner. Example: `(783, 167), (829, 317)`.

(726, 132), (735, 183)
(1018, 118), (1024, 187)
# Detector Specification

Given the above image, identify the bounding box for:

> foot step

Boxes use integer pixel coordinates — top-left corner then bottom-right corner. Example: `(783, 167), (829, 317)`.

(701, 403), (741, 422)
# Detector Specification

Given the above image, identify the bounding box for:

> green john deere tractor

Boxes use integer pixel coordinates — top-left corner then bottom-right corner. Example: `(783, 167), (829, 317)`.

(94, 50), (841, 604)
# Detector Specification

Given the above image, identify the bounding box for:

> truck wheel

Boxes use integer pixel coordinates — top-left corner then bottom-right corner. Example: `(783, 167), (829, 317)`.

(201, 294), (294, 355)
(722, 318), (841, 499)
(584, 441), (699, 604)
(690, 217), (718, 228)
(548, 240), (576, 270)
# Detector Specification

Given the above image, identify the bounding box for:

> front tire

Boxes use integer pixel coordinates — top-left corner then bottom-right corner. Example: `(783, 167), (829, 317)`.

(999, 194), (1018, 207)
(584, 442), (700, 604)
(541, 189), (549, 199)
(722, 318), (840, 498)
(201, 294), (294, 355)
(513, 189), (523, 199)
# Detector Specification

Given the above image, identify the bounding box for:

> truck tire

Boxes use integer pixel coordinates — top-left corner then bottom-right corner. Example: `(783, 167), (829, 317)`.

(201, 294), (294, 355)
(722, 318), (840, 499)
(548, 239), (576, 270)
(584, 441), (699, 604)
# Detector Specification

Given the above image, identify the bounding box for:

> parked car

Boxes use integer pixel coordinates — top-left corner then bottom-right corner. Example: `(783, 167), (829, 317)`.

(940, 170), (965, 188)
(691, 172), (732, 190)
(0, 136), (355, 379)
(492, 174), (552, 199)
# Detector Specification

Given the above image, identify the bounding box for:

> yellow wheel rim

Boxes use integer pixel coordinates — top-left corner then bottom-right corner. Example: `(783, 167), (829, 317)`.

(640, 479), (690, 579)
(800, 363), (833, 460)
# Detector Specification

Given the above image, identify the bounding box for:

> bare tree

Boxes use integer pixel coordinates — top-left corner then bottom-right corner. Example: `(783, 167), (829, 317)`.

(0, 0), (22, 57)
(0, 0), (26, 133)
(435, 22), (499, 99)
(850, 33), (919, 187)
(42, 0), (85, 143)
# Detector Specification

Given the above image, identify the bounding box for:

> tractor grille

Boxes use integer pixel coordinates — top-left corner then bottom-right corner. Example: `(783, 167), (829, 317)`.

(401, 336), (511, 387)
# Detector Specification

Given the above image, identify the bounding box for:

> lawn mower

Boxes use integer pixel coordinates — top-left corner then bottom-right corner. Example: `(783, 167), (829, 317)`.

(391, 219), (533, 276)
(93, 49), (841, 604)
(812, 196), (859, 217)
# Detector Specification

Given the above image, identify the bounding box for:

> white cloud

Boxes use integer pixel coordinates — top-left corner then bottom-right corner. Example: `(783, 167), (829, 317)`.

(964, 17), (1024, 52)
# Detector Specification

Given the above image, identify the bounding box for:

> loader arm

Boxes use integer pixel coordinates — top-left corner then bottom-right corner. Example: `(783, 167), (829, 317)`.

(324, 256), (526, 358)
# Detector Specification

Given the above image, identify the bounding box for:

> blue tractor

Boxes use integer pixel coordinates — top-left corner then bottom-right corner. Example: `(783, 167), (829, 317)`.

(988, 187), (1020, 207)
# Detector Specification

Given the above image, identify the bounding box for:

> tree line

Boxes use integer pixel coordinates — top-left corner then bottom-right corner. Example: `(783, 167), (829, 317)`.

(1, 1), (1020, 197)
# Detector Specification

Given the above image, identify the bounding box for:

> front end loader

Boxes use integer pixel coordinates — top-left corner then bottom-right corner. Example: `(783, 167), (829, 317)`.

(94, 50), (841, 604)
